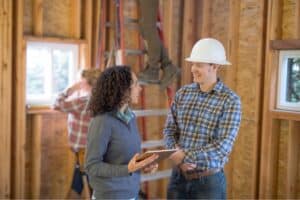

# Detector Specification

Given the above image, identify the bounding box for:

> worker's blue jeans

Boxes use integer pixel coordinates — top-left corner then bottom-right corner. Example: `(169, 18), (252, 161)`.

(167, 168), (227, 199)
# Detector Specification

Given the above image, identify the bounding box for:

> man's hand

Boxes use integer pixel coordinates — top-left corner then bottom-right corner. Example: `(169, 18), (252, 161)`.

(169, 148), (197, 173)
(169, 149), (185, 166)
(179, 163), (197, 172)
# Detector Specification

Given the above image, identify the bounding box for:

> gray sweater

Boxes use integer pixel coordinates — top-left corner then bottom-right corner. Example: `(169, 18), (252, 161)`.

(85, 112), (141, 199)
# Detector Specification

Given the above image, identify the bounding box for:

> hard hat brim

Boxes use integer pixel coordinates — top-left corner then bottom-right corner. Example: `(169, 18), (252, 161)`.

(185, 57), (231, 65)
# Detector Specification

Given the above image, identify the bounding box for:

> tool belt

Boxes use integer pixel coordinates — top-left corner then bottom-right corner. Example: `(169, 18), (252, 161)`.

(181, 168), (221, 180)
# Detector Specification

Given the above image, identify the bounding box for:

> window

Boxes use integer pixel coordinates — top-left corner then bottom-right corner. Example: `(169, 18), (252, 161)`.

(26, 41), (79, 106)
(277, 50), (300, 111)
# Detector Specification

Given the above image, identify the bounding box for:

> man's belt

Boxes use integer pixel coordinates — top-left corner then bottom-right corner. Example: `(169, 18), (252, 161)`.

(181, 168), (221, 180)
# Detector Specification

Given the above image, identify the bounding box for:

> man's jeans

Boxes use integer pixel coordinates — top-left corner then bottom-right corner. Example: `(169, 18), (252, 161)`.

(167, 168), (227, 199)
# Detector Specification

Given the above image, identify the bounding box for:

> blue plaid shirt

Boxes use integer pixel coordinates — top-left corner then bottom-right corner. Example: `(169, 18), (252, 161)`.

(163, 80), (241, 170)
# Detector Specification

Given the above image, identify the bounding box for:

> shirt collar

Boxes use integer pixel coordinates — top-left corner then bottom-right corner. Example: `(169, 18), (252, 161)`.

(116, 107), (135, 124)
(192, 78), (223, 94)
(212, 79), (223, 93)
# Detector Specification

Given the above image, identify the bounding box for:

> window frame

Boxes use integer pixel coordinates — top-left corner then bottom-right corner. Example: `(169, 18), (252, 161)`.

(277, 50), (300, 111)
(25, 40), (80, 106)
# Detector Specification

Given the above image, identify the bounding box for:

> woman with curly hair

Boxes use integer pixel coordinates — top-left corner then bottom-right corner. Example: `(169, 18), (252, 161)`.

(85, 65), (158, 199)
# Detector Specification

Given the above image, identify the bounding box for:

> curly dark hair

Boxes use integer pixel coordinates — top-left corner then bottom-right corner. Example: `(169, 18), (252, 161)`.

(88, 65), (133, 117)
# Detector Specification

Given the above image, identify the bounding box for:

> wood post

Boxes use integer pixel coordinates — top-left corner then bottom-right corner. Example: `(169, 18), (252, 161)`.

(0, 0), (12, 198)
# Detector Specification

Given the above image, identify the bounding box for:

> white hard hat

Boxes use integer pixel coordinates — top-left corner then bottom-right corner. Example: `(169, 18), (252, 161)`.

(185, 38), (231, 65)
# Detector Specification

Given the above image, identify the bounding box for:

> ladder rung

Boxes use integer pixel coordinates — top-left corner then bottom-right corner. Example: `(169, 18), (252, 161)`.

(124, 17), (139, 24)
(141, 139), (164, 149)
(104, 49), (146, 57)
(141, 169), (172, 182)
(125, 49), (146, 55)
(104, 18), (139, 30)
(105, 22), (112, 28)
(133, 109), (169, 117)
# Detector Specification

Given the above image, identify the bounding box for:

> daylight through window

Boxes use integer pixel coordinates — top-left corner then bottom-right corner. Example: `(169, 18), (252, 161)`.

(277, 50), (300, 111)
(26, 41), (79, 106)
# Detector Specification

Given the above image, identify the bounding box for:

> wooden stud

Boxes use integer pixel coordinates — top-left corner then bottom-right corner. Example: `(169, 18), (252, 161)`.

(107, 0), (115, 67)
(0, 0), (12, 198)
(297, 0), (300, 38)
(226, 0), (240, 89)
(31, 115), (42, 198)
(285, 121), (300, 199)
(225, 1), (240, 197)
(82, 0), (92, 67)
(32, 0), (43, 36)
(181, 0), (197, 85)
(70, 0), (81, 38)
(259, 0), (283, 198)
(92, 0), (106, 69)
(200, 0), (211, 37)
(12, 0), (26, 198)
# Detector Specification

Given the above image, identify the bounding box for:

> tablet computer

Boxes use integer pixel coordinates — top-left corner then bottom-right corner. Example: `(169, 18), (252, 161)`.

(136, 149), (177, 163)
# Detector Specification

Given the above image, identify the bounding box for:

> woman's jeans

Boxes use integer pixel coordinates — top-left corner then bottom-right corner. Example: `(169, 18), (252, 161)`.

(167, 168), (227, 199)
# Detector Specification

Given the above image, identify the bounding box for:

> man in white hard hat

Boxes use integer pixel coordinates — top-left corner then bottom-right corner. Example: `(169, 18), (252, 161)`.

(163, 38), (241, 199)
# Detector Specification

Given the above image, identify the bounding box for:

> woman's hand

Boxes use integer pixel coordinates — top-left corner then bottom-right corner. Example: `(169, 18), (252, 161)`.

(143, 163), (158, 173)
(128, 153), (158, 173)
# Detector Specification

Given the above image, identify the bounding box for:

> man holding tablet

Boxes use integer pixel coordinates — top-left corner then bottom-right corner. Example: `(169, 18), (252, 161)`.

(163, 38), (241, 199)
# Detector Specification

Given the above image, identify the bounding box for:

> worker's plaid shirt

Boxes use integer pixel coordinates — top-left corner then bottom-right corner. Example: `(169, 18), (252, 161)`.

(53, 92), (90, 150)
(164, 80), (241, 170)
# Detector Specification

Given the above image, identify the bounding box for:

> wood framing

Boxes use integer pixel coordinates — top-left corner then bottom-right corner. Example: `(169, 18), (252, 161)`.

(271, 39), (300, 50)
(180, 0), (198, 85)
(70, 0), (81, 38)
(285, 121), (300, 199)
(200, 0), (211, 37)
(4, 0), (299, 198)
(12, 0), (26, 198)
(259, 0), (300, 198)
(24, 35), (86, 44)
(0, 0), (12, 198)
(271, 110), (300, 121)
(259, 0), (282, 197)
(33, 0), (43, 35)
(82, 0), (92, 67)
(31, 115), (42, 198)
(225, 0), (240, 196)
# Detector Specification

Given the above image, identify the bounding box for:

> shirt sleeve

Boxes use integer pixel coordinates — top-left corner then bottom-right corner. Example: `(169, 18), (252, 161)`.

(53, 92), (88, 114)
(85, 116), (130, 178)
(163, 92), (180, 149)
(184, 96), (242, 167)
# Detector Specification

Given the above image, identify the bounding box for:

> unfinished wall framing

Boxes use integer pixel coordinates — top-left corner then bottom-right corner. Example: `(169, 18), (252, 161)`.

(2, 0), (300, 198)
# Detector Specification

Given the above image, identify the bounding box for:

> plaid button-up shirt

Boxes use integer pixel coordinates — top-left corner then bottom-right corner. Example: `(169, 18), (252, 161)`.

(164, 80), (241, 170)
(53, 92), (90, 150)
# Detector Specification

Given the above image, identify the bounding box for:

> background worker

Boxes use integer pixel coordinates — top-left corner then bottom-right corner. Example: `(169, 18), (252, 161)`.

(138, 0), (180, 89)
(163, 38), (242, 199)
(53, 68), (102, 197)
(85, 66), (158, 199)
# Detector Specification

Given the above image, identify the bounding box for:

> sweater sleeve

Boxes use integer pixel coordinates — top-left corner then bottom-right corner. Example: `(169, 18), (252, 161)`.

(85, 116), (130, 178)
